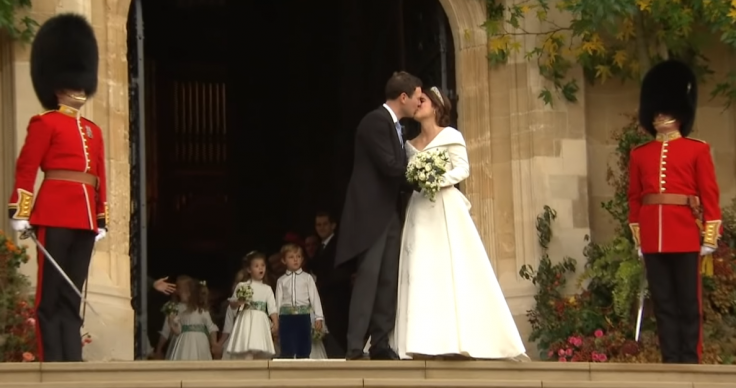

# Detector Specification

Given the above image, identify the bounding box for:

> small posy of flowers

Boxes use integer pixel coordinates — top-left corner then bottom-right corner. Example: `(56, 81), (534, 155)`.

(161, 301), (178, 316)
(311, 327), (325, 342)
(235, 283), (254, 312)
(406, 148), (450, 202)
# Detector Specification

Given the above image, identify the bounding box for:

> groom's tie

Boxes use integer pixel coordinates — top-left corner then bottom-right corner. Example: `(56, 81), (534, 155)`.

(395, 121), (404, 147)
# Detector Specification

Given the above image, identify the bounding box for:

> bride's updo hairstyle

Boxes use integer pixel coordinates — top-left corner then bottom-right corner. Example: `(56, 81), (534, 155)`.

(425, 86), (452, 127)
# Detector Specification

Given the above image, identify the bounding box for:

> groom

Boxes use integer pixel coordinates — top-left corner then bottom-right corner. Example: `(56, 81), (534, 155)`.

(335, 71), (423, 360)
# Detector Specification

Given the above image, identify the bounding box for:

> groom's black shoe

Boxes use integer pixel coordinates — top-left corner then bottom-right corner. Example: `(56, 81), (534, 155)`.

(370, 348), (399, 360)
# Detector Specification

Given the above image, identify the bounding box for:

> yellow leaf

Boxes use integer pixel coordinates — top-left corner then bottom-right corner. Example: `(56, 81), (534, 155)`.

(520, 5), (530, 14)
(729, 8), (736, 20)
(510, 41), (523, 53)
(613, 50), (627, 68)
(537, 10), (548, 21)
(489, 36), (509, 52)
(616, 18), (636, 41)
(595, 65), (612, 82)
(542, 34), (560, 55)
(629, 60), (640, 75)
(636, 0), (651, 12)
(731, 0), (736, 7)
(582, 33), (605, 55)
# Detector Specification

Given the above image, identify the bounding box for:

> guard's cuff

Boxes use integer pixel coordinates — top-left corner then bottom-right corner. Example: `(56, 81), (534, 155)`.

(629, 223), (641, 247)
(8, 189), (34, 219)
(97, 202), (108, 229)
(702, 220), (722, 248)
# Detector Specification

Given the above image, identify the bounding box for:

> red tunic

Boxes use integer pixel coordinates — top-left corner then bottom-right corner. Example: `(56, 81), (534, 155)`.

(7, 105), (108, 231)
(628, 131), (722, 253)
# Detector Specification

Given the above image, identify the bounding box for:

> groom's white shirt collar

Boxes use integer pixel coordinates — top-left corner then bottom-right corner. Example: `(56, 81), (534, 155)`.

(383, 103), (399, 124)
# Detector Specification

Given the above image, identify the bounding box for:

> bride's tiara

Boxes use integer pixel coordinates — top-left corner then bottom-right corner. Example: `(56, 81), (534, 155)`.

(430, 86), (444, 107)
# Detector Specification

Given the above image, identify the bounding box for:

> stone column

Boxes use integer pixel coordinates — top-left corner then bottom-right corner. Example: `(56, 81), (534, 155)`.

(496, 2), (592, 356)
(5, 0), (134, 361)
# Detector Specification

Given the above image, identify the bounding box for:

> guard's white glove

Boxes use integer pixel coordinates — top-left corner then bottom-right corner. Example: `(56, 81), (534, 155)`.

(637, 248), (643, 259)
(700, 246), (716, 256)
(95, 228), (107, 242)
(10, 219), (31, 232)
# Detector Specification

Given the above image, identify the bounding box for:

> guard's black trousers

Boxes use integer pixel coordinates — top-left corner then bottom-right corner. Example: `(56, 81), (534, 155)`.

(34, 227), (95, 362)
(643, 252), (702, 364)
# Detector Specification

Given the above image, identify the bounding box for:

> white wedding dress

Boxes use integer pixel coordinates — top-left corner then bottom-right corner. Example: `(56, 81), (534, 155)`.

(390, 127), (527, 360)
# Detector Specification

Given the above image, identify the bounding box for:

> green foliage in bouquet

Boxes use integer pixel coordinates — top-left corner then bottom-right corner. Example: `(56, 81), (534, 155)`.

(520, 114), (736, 363)
(0, 230), (37, 362)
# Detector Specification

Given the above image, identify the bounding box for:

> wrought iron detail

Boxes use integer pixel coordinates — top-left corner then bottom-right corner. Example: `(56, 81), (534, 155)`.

(127, 0), (148, 360)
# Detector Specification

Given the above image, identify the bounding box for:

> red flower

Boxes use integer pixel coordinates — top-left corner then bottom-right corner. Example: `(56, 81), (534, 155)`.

(594, 329), (604, 338)
(558, 357), (567, 362)
(22, 352), (34, 362)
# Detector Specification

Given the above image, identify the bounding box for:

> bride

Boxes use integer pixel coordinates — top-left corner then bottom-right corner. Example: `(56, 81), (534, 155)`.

(390, 86), (527, 360)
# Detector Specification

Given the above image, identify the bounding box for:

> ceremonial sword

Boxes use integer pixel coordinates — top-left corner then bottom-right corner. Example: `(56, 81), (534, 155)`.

(634, 269), (646, 342)
(21, 229), (106, 326)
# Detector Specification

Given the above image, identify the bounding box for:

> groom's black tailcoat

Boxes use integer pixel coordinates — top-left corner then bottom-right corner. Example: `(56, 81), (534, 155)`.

(336, 106), (407, 357)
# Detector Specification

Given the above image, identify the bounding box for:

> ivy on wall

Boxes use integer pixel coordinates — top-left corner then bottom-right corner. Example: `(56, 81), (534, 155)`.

(484, 0), (736, 107)
(0, 0), (37, 43)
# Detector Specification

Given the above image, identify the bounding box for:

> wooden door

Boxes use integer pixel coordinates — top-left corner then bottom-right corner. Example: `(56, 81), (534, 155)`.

(152, 62), (230, 253)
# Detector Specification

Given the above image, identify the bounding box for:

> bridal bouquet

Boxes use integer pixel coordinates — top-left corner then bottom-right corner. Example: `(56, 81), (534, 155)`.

(406, 148), (450, 202)
(235, 283), (254, 312)
(161, 301), (178, 316)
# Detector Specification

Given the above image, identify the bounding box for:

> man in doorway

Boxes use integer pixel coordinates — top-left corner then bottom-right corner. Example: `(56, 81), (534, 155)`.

(310, 211), (351, 357)
(304, 235), (320, 261)
(629, 60), (722, 364)
(7, 14), (106, 362)
(335, 71), (422, 360)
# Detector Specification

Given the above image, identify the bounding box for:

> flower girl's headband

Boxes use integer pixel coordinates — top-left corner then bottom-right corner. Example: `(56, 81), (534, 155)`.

(430, 86), (444, 107)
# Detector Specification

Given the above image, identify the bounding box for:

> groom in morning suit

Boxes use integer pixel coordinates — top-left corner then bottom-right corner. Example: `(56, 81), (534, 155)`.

(335, 71), (423, 360)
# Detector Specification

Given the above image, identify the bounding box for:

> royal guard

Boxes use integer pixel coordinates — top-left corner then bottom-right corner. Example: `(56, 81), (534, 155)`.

(628, 60), (722, 364)
(7, 13), (107, 362)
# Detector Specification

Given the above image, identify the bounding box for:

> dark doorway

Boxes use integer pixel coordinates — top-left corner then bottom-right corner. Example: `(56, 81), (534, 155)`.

(127, 0), (455, 354)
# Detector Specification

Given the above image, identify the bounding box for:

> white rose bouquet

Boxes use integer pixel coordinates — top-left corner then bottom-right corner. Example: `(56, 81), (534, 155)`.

(235, 283), (254, 312)
(406, 149), (450, 202)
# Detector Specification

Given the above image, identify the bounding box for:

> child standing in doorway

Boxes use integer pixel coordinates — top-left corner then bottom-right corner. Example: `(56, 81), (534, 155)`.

(275, 243), (324, 359)
(157, 276), (219, 360)
(225, 252), (279, 360)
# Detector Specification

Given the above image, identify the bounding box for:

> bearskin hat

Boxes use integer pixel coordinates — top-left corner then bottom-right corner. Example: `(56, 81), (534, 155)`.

(639, 60), (698, 137)
(30, 13), (99, 110)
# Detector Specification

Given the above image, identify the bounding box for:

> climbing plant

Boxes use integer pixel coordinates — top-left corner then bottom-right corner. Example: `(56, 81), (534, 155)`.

(484, 0), (736, 106)
(0, 0), (37, 43)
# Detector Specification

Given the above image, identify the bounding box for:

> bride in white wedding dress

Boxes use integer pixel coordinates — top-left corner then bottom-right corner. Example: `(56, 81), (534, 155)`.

(390, 87), (527, 360)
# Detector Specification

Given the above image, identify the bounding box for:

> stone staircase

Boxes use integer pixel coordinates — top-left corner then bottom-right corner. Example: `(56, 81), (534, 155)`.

(1, 360), (735, 388)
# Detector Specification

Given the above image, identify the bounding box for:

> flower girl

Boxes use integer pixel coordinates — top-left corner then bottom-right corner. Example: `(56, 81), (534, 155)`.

(225, 252), (279, 360)
(159, 276), (219, 360)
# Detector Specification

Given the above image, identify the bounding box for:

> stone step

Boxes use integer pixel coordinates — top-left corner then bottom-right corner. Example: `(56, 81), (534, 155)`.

(0, 380), (733, 388)
(2, 361), (736, 387)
